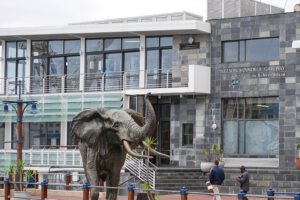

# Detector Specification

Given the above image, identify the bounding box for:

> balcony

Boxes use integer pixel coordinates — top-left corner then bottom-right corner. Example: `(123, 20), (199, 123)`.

(0, 65), (210, 96)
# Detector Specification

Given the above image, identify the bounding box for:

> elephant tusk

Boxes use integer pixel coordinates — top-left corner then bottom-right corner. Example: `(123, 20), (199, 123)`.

(142, 141), (170, 159)
(123, 140), (153, 159)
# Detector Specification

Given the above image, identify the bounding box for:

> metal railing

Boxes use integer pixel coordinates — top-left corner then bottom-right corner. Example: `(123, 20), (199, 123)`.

(124, 154), (157, 189)
(0, 67), (190, 96)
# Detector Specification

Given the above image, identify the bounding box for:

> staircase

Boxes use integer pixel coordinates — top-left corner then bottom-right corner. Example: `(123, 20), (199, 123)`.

(154, 168), (208, 192)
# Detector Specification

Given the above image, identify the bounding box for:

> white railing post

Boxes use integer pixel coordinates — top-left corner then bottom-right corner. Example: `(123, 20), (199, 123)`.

(102, 73), (105, 91)
(5, 79), (9, 95)
(56, 150), (59, 166)
(41, 150), (43, 165)
(42, 77), (45, 94)
(145, 70), (147, 89)
(64, 151), (66, 166)
(123, 72), (126, 90)
(61, 75), (65, 93)
(72, 150), (75, 166)
(166, 69), (169, 88)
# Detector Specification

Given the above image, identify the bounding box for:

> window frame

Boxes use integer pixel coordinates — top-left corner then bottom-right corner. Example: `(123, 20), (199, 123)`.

(222, 97), (279, 156)
(182, 123), (194, 147)
(222, 37), (279, 63)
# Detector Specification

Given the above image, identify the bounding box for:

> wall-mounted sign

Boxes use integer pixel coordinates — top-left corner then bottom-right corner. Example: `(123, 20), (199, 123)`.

(180, 42), (200, 50)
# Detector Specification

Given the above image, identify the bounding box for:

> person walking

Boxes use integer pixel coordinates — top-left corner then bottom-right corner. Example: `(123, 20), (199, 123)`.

(236, 165), (249, 200)
(209, 160), (225, 200)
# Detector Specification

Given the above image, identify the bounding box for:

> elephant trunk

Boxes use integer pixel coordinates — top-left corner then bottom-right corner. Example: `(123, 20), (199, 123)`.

(129, 94), (156, 141)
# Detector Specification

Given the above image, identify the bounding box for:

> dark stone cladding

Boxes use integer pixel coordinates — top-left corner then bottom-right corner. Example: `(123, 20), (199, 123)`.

(207, 12), (300, 169)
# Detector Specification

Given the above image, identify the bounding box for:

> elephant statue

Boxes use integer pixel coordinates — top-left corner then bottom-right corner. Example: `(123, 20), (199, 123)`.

(71, 94), (169, 200)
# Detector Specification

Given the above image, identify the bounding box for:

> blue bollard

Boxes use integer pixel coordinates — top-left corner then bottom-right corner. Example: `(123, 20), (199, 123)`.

(128, 183), (135, 191)
(238, 190), (245, 200)
(267, 188), (275, 196)
(180, 187), (188, 200)
(128, 184), (135, 200)
(295, 192), (300, 200)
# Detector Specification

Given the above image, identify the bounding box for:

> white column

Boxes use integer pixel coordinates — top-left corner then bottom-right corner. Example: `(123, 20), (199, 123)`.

(25, 39), (31, 94)
(139, 35), (145, 88)
(60, 121), (68, 150)
(123, 94), (130, 109)
(80, 37), (85, 91)
(0, 40), (5, 95)
(4, 122), (11, 149)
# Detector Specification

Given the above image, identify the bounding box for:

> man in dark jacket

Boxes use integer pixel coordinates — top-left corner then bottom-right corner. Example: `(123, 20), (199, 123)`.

(209, 160), (225, 200)
(236, 166), (249, 200)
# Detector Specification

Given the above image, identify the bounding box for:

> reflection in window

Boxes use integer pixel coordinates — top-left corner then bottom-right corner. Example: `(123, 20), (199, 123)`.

(64, 40), (80, 54)
(32, 41), (47, 57)
(222, 38), (279, 62)
(223, 97), (279, 155)
(146, 37), (159, 47)
(86, 39), (103, 52)
(48, 40), (63, 55)
(125, 52), (139, 89)
(182, 123), (193, 146)
(104, 39), (121, 51)
(6, 42), (17, 58)
(122, 38), (140, 49)
(17, 41), (27, 58)
(146, 50), (159, 71)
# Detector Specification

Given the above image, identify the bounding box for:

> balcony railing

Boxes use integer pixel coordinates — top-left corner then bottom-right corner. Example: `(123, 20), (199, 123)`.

(0, 66), (192, 95)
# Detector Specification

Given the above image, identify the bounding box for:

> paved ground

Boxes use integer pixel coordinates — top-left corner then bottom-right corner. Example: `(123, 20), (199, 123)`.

(29, 194), (292, 200)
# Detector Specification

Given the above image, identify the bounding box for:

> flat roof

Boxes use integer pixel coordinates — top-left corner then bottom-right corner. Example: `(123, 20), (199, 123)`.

(0, 12), (210, 41)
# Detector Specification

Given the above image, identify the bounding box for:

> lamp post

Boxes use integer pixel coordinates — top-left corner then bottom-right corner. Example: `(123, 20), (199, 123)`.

(3, 80), (38, 170)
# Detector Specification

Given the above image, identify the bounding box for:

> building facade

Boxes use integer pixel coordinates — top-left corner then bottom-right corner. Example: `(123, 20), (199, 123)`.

(0, 1), (300, 171)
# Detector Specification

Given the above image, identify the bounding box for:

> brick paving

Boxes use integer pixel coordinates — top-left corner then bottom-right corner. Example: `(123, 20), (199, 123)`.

(30, 194), (292, 200)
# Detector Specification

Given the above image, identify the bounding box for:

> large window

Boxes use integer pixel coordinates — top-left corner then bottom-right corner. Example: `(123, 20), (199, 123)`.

(85, 37), (140, 91)
(182, 123), (193, 146)
(5, 41), (27, 94)
(146, 36), (172, 88)
(222, 38), (279, 62)
(29, 122), (61, 148)
(222, 97), (279, 155)
(31, 40), (80, 93)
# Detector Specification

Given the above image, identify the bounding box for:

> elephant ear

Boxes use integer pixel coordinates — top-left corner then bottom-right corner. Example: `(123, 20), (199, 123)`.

(125, 109), (145, 127)
(71, 107), (108, 140)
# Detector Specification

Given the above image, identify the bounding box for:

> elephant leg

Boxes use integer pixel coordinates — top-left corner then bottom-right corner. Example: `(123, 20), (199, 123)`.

(86, 148), (99, 200)
(79, 143), (88, 181)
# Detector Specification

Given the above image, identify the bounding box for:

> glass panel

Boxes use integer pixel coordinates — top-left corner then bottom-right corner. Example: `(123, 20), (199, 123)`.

(48, 40), (63, 55)
(85, 54), (104, 92)
(17, 60), (26, 94)
(238, 99), (245, 119)
(223, 41), (239, 62)
(246, 38), (279, 61)
(223, 121), (238, 154)
(49, 57), (64, 93)
(31, 59), (47, 94)
(104, 39), (121, 51)
(125, 52), (139, 89)
(161, 49), (172, 71)
(129, 96), (136, 111)
(160, 37), (173, 47)
(17, 41), (27, 58)
(182, 123), (193, 146)
(105, 53), (122, 90)
(86, 39), (103, 52)
(6, 42), (16, 58)
(245, 97), (279, 119)
(66, 56), (80, 92)
(32, 41), (47, 57)
(146, 50), (159, 88)
(122, 38), (140, 49)
(222, 99), (237, 119)
(238, 121), (245, 154)
(239, 41), (245, 62)
(146, 37), (159, 48)
(64, 40), (80, 54)
(245, 120), (279, 154)
(7, 61), (16, 94)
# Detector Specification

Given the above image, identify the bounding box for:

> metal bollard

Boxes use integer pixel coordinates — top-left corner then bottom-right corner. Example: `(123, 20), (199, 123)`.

(83, 182), (90, 200)
(180, 186), (188, 200)
(295, 192), (300, 200)
(41, 180), (48, 200)
(128, 184), (135, 200)
(4, 178), (10, 200)
(66, 172), (71, 190)
(267, 187), (275, 200)
(238, 190), (245, 200)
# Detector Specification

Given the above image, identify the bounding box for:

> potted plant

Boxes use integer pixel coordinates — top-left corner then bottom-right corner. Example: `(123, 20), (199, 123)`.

(296, 139), (300, 169)
(200, 143), (225, 172)
(14, 160), (31, 200)
(6, 163), (14, 185)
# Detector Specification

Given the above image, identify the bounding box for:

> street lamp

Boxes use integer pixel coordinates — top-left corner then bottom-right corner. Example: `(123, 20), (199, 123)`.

(3, 80), (38, 165)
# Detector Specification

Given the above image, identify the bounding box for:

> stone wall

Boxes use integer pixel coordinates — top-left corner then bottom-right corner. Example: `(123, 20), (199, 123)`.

(209, 12), (300, 169)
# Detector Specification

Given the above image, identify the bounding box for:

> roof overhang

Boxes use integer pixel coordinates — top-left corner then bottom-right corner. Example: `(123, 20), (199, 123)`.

(0, 20), (210, 41)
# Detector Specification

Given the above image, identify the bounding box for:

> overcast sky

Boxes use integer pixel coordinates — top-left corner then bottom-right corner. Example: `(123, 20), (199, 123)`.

(0, 0), (298, 28)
